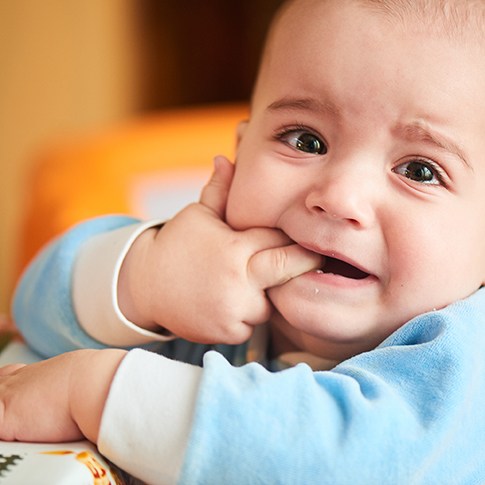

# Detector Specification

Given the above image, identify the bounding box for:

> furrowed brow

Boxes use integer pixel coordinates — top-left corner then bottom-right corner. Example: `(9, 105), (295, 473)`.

(267, 96), (341, 116)
(396, 121), (470, 169)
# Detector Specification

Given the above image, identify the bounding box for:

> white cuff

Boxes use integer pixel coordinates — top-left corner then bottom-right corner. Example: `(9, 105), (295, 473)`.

(73, 220), (173, 346)
(98, 349), (202, 484)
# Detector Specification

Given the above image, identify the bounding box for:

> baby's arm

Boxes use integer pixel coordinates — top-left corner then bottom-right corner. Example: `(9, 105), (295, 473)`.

(0, 347), (201, 483)
(117, 156), (322, 344)
(13, 215), (144, 357)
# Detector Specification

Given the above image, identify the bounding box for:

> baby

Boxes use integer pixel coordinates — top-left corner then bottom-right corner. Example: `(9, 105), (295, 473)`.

(4, 0), (485, 483)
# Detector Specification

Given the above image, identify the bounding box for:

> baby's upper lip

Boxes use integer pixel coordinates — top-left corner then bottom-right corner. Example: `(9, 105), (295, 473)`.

(298, 241), (374, 278)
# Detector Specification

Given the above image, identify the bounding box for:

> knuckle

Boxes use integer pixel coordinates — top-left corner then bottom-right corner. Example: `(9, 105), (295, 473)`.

(223, 325), (252, 345)
(272, 248), (290, 277)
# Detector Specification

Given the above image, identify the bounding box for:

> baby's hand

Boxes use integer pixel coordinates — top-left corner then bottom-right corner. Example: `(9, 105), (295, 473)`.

(0, 357), (81, 443)
(0, 349), (126, 444)
(119, 156), (322, 345)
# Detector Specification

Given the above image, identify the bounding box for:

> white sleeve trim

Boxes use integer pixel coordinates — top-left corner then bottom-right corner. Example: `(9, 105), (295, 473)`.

(98, 349), (202, 485)
(73, 220), (174, 346)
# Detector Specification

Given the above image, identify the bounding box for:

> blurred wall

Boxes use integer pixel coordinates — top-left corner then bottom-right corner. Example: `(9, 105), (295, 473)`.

(0, 0), (140, 315)
(0, 0), (283, 316)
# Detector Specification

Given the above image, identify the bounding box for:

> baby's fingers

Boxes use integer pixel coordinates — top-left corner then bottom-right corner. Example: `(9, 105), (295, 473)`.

(199, 155), (235, 218)
(0, 363), (26, 377)
(248, 244), (323, 289)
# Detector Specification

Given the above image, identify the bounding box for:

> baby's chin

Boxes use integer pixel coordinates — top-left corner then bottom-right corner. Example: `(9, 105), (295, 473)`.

(267, 311), (355, 363)
(267, 287), (391, 361)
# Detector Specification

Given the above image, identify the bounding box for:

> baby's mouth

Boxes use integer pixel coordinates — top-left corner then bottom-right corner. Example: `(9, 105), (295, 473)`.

(320, 256), (370, 280)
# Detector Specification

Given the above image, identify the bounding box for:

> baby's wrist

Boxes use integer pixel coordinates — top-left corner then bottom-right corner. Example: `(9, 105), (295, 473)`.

(69, 349), (128, 443)
(117, 226), (160, 329)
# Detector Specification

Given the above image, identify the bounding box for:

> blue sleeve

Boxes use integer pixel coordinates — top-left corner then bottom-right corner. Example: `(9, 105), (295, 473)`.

(180, 289), (485, 484)
(12, 215), (141, 358)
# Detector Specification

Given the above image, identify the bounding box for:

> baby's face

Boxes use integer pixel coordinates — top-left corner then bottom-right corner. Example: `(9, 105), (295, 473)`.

(226, 0), (485, 360)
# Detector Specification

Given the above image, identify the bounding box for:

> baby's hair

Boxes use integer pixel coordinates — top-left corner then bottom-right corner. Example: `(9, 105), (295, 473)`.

(274, 0), (485, 41)
(358, 0), (485, 40)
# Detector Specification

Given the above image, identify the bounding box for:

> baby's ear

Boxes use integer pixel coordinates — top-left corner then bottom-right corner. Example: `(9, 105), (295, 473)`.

(236, 120), (249, 148)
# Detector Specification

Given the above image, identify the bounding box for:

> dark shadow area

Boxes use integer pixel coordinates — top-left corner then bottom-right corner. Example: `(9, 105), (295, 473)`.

(135, 0), (285, 109)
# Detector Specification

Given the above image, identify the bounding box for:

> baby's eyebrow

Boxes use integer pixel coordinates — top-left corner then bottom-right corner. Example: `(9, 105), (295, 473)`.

(395, 121), (470, 169)
(267, 96), (341, 116)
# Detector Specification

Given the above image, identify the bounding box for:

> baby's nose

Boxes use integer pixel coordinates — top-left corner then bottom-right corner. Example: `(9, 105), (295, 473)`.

(304, 167), (378, 227)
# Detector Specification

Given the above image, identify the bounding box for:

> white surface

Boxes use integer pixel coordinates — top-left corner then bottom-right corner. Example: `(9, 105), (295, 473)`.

(0, 341), (43, 366)
(129, 169), (209, 219)
(0, 439), (119, 484)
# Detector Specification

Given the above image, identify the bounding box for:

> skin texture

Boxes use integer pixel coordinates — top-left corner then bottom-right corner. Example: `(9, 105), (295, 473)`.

(1, 0), (485, 444)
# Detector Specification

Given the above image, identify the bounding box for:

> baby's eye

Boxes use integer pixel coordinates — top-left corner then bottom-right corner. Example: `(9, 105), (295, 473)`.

(393, 159), (444, 186)
(278, 129), (327, 155)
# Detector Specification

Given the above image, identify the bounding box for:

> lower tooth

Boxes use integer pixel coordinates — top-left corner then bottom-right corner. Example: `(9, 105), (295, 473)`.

(315, 269), (324, 274)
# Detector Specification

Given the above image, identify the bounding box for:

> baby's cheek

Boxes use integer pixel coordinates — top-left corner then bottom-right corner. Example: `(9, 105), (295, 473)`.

(226, 187), (260, 229)
(225, 197), (248, 230)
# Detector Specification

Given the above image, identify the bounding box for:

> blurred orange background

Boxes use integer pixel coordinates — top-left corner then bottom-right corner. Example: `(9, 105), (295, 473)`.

(0, 0), (284, 315)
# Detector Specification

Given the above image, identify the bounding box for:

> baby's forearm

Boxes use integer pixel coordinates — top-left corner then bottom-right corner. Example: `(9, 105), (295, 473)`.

(69, 349), (128, 443)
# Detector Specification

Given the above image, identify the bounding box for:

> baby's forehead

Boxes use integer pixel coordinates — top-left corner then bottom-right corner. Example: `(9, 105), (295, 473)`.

(256, 0), (485, 98)
(255, 0), (485, 133)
